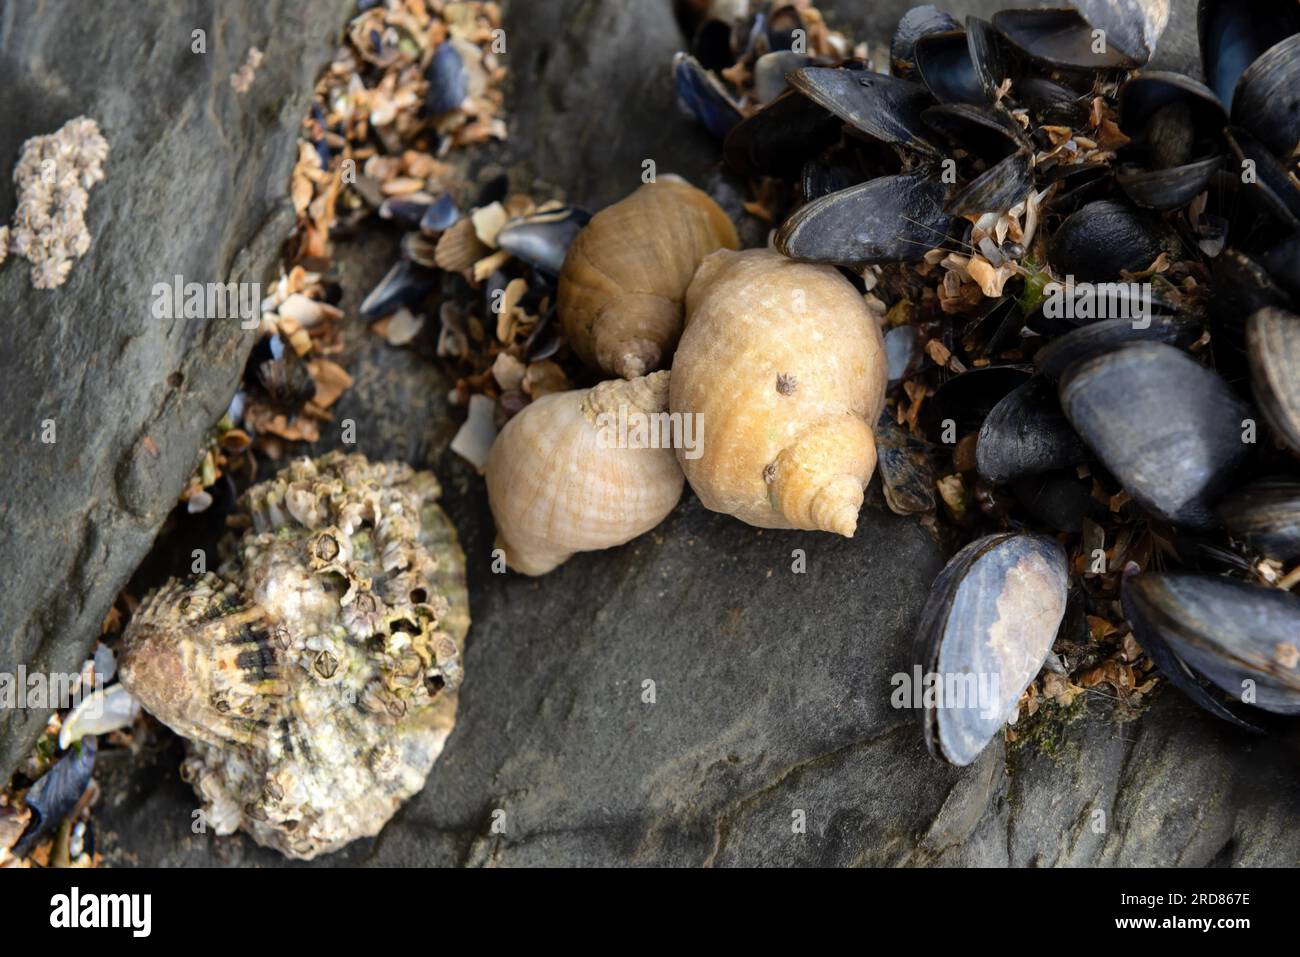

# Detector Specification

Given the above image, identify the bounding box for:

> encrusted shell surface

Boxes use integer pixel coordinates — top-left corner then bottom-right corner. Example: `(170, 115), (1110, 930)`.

(118, 452), (469, 860)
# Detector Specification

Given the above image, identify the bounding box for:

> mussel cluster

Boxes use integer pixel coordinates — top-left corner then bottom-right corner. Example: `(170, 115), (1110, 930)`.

(675, 0), (1300, 764)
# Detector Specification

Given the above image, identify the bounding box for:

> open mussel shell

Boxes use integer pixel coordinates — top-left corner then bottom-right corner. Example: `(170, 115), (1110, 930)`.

(495, 205), (591, 276)
(922, 101), (1029, 161)
(789, 68), (937, 152)
(891, 4), (961, 78)
(913, 17), (1006, 106)
(916, 532), (1068, 766)
(1034, 316), (1203, 379)
(1116, 71), (1227, 210)
(775, 170), (956, 265)
(723, 86), (841, 178)
(673, 52), (744, 139)
(1123, 572), (1300, 723)
(1247, 306), (1300, 455)
(1049, 199), (1178, 281)
(1219, 478), (1300, 561)
(1198, 0), (1300, 111)
(994, 6), (1149, 70)
(1061, 342), (1253, 527)
(975, 377), (1089, 485)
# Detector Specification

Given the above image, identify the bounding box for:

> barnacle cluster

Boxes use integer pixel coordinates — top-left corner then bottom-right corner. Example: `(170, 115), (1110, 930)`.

(6, 116), (109, 289)
(118, 452), (469, 859)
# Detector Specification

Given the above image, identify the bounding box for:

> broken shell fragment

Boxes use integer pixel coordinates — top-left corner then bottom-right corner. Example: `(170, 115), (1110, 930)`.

(670, 248), (888, 536)
(916, 532), (1069, 766)
(485, 372), (685, 575)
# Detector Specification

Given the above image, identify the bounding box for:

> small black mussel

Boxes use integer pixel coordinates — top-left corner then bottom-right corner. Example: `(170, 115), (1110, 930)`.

(975, 376), (1089, 485)
(876, 411), (936, 515)
(915, 532), (1069, 766)
(1219, 478), (1300, 562)
(891, 4), (961, 78)
(424, 40), (468, 114)
(359, 258), (439, 320)
(673, 52), (744, 139)
(1123, 572), (1300, 727)
(495, 205), (591, 276)
(1060, 342), (1253, 528)
(1049, 199), (1179, 282)
(12, 737), (97, 859)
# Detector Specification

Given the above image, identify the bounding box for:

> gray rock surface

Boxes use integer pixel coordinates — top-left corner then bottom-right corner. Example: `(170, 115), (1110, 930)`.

(0, 0), (353, 780)
(20, 0), (1300, 866)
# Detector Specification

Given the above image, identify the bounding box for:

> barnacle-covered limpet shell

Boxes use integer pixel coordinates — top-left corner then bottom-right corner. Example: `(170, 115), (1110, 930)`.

(119, 452), (470, 860)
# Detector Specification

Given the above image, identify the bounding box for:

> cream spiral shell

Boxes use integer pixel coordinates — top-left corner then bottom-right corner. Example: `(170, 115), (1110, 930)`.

(558, 179), (739, 379)
(669, 247), (888, 537)
(485, 371), (685, 575)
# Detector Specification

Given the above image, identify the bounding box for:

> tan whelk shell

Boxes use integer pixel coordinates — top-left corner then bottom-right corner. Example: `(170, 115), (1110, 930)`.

(669, 247), (888, 537)
(485, 371), (685, 575)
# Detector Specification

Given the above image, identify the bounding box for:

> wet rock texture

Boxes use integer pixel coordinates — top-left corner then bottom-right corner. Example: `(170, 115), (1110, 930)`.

(0, 0), (354, 781)
(15, 0), (1300, 864)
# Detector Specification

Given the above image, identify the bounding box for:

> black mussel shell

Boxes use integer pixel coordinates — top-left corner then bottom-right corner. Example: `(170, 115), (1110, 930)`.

(723, 86), (841, 178)
(495, 205), (591, 276)
(1124, 572), (1300, 721)
(916, 532), (1069, 766)
(753, 50), (814, 104)
(775, 170), (956, 265)
(1247, 306), (1300, 455)
(12, 737), (97, 859)
(420, 193), (460, 234)
(994, 8), (1143, 70)
(1219, 478), (1300, 561)
(1043, 161), (1112, 215)
(922, 101), (1029, 161)
(801, 159), (862, 203)
(790, 68), (937, 152)
(1049, 199), (1178, 281)
(1017, 77), (1090, 126)
(359, 259), (439, 320)
(1259, 233), (1300, 298)
(1210, 248), (1291, 353)
(892, 4), (962, 78)
(976, 377), (1089, 485)
(1224, 127), (1300, 231)
(673, 52), (744, 140)
(949, 149), (1035, 217)
(876, 412), (936, 515)
(1072, 0), (1169, 65)
(378, 196), (433, 230)
(1034, 316), (1204, 379)
(1012, 471), (1106, 533)
(914, 18), (1006, 106)
(1117, 156), (1225, 211)
(1198, 0), (1300, 111)
(927, 363), (1034, 434)
(1060, 342), (1253, 527)
(424, 41), (468, 114)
